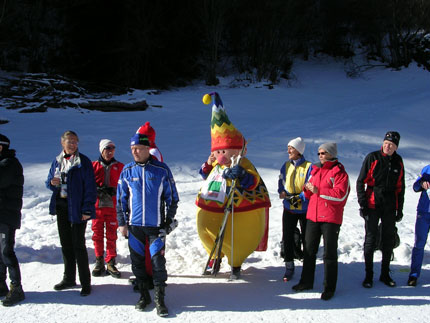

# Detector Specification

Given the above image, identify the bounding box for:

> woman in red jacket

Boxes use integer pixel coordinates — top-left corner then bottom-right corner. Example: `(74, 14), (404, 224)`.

(292, 142), (350, 301)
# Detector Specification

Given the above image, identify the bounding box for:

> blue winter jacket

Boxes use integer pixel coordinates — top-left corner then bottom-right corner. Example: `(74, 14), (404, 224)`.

(116, 158), (179, 228)
(413, 164), (430, 214)
(46, 151), (97, 223)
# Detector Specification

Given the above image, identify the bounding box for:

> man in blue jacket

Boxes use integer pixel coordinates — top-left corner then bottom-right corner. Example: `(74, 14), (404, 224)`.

(408, 165), (430, 286)
(117, 133), (179, 317)
(46, 130), (96, 297)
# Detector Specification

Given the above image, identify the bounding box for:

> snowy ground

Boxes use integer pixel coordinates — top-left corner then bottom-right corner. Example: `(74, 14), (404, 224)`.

(1, 58), (430, 322)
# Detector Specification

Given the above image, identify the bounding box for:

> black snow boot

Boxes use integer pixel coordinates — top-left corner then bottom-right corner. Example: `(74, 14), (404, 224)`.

(0, 281), (8, 297)
(154, 285), (168, 317)
(362, 271), (373, 288)
(135, 282), (151, 311)
(230, 266), (241, 280)
(92, 256), (106, 277)
(2, 284), (25, 307)
(106, 258), (121, 278)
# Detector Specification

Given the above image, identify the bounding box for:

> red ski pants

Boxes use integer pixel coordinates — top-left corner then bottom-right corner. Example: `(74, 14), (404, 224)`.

(91, 209), (118, 263)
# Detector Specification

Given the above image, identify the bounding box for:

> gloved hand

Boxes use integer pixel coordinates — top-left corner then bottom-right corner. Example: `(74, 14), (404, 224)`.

(97, 185), (111, 198)
(159, 228), (167, 239)
(106, 186), (116, 196)
(159, 219), (178, 239)
(165, 218), (178, 234)
(222, 165), (246, 180)
(396, 210), (403, 222)
(288, 195), (301, 208)
(359, 207), (369, 221)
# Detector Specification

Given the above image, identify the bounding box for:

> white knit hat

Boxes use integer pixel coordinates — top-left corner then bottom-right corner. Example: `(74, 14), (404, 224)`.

(99, 139), (115, 154)
(288, 137), (305, 155)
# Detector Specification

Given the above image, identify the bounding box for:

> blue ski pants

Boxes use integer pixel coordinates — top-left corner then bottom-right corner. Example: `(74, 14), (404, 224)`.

(410, 212), (430, 278)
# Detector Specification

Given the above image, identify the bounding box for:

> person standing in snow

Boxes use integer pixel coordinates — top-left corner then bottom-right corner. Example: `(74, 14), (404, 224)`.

(128, 122), (164, 292)
(406, 165), (430, 286)
(46, 130), (96, 297)
(292, 143), (350, 301)
(0, 134), (25, 306)
(91, 139), (124, 278)
(278, 137), (312, 281)
(357, 131), (404, 288)
(117, 133), (179, 317)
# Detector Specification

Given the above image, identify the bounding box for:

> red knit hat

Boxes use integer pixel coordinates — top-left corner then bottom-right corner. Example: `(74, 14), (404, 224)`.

(136, 122), (156, 148)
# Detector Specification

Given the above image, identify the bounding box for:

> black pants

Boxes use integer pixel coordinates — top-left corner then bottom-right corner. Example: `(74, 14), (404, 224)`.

(300, 220), (340, 292)
(0, 224), (22, 286)
(363, 207), (396, 275)
(128, 225), (167, 287)
(282, 209), (307, 262)
(56, 199), (90, 286)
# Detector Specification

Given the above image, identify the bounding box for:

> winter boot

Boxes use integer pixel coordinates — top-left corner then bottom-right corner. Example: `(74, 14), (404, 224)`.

(283, 261), (295, 282)
(154, 285), (168, 317)
(407, 276), (417, 287)
(379, 272), (396, 287)
(92, 256), (106, 277)
(362, 271), (373, 288)
(80, 285), (91, 297)
(321, 289), (335, 301)
(106, 258), (121, 278)
(380, 258), (396, 287)
(2, 284), (25, 307)
(0, 281), (9, 297)
(135, 282), (151, 311)
(230, 266), (241, 280)
(53, 279), (76, 291)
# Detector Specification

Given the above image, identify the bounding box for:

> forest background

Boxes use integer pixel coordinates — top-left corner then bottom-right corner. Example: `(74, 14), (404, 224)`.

(0, 0), (429, 92)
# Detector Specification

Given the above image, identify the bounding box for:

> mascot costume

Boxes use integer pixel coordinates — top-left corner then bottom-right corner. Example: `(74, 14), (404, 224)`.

(196, 92), (271, 279)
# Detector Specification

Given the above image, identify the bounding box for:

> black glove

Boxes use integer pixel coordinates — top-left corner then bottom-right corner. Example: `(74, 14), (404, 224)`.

(161, 218), (178, 236)
(359, 207), (369, 221)
(222, 165), (246, 180)
(396, 210), (403, 222)
(288, 195), (301, 208)
(96, 186), (108, 198)
(106, 186), (116, 196)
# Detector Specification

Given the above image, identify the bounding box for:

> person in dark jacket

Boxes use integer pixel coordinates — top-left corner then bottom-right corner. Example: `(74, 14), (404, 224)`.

(0, 134), (25, 306)
(46, 130), (96, 297)
(357, 131), (405, 288)
(117, 133), (179, 317)
(407, 164), (430, 286)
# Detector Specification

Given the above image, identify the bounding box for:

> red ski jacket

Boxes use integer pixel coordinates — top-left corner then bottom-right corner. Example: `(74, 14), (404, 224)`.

(304, 160), (350, 225)
(92, 158), (124, 215)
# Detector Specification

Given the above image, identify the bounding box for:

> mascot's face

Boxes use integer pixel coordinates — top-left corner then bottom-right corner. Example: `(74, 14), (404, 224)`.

(213, 148), (242, 167)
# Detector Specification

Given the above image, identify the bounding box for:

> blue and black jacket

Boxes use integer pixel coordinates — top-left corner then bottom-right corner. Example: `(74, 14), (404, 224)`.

(116, 158), (179, 228)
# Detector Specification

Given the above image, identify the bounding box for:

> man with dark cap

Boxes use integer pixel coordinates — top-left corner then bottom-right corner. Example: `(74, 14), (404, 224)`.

(117, 133), (179, 317)
(357, 131), (405, 288)
(0, 134), (25, 306)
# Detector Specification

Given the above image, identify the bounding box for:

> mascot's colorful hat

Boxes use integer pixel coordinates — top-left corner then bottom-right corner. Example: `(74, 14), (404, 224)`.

(202, 92), (244, 152)
(136, 122), (156, 148)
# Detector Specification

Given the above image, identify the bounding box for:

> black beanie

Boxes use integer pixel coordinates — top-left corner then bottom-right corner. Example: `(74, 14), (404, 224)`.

(0, 133), (10, 150)
(384, 131), (400, 147)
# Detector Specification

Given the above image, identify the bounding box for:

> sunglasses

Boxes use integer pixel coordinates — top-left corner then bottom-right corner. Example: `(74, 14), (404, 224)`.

(105, 146), (116, 150)
(318, 152), (327, 156)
